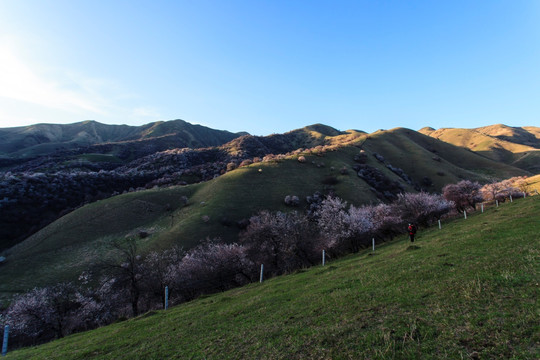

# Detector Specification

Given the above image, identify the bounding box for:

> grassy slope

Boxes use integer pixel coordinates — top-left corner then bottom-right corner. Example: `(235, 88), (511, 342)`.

(365, 128), (526, 184)
(526, 174), (540, 193)
(0, 129), (528, 298)
(0, 147), (379, 297)
(419, 126), (540, 174)
(8, 197), (540, 359)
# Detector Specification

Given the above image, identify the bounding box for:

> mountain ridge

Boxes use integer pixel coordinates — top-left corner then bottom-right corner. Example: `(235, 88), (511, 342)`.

(0, 119), (247, 161)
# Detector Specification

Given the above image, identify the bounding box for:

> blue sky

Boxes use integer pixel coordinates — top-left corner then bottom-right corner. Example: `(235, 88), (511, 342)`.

(0, 1), (539, 135)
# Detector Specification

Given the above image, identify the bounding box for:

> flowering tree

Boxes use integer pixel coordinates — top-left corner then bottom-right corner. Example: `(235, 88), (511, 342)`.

(442, 180), (482, 212)
(169, 240), (252, 302)
(240, 211), (321, 275)
(394, 192), (453, 227)
(7, 283), (103, 343)
(371, 203), (403, 239)
(140, 246), (184, 309)
(315, 197), (376, 253)
(481, 177), (525, 201)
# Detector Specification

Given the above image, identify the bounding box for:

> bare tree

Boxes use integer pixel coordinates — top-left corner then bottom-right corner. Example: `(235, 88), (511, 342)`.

(103, 238), (145, 316)
(141, 246), (184, 308)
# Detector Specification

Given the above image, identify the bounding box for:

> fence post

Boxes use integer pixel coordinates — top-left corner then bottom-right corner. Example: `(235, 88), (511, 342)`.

(164, 286), (169, 310)
(438, 219), (441, 229)
(259, 264), (264, 283)
(464, 210), (467, 219)
(523, 192), (526, 198)
(322, 250), (325, 266)
(2, 325), (8, 357)
(372, 238), (375, 252)
(496, 200), (499, 207)
(481, 203), (484, 213)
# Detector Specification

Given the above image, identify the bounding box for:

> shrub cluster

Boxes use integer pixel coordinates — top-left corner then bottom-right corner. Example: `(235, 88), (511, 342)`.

(284, 195), (300, 207)
(354, 164), (404, 200)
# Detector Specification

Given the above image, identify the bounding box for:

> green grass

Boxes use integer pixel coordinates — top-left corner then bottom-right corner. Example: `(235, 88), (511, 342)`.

(7, 197), (540, 359)
(0, 128), (530, 299)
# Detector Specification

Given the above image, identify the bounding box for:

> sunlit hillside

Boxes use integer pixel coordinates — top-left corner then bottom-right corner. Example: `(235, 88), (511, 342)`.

(420, 125), (540, 173)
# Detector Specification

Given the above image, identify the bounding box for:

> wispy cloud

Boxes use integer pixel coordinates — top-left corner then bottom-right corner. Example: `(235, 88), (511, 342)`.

(0, 37), (162, 127)
(0, 39), (109, 115)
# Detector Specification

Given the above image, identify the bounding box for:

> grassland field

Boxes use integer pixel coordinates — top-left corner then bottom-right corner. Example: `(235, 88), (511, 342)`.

(6, 195), (539, 359)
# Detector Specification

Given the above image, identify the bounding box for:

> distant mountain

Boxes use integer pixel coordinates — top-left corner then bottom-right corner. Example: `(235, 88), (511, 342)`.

(0, 119), (246, 164)
(419, 124), (540, 173)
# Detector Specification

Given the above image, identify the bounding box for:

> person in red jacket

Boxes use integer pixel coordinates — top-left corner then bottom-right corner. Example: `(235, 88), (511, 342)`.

(408, 223), (417, 242)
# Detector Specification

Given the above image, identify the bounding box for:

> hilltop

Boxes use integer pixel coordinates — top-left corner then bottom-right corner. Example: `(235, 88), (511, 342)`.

(0, 119), (246, 162)
(7, 196), (539, 359)
(420, 124), (540, 173)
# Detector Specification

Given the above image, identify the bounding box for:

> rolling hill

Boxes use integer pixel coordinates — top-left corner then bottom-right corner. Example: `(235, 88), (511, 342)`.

(0, 127), (529, 298)
(7, 196), (539, 359)
(419, 124), (540, 173)
(0, 119), (246, 164)
(0, 123), (355, 251)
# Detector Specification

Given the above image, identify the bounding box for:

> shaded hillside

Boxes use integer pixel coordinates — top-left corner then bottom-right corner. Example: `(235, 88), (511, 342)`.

(0, 128), (527, 297)
(0, 125), (356, 251)
(8, 197), (539, 359)
(0, 119), (245, 165)
(420, 124), (540, 173)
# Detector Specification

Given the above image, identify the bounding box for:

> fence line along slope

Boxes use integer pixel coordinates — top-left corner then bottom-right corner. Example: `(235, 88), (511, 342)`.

(7, 196), (539, 359)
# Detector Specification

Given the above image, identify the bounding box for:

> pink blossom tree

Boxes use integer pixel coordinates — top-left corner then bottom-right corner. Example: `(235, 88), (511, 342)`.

(240, 211), (322, 276)
(371, 203), (403, 239)
(169, 240), (252, 301)
(315, 196), (376, 253)
(394, 192), (453, 227)
(7, 283), (104, 344)
(442, 180), (482, 212)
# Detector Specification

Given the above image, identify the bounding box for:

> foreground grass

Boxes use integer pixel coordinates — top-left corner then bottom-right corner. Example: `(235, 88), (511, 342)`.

(7, 198), (540, 359)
